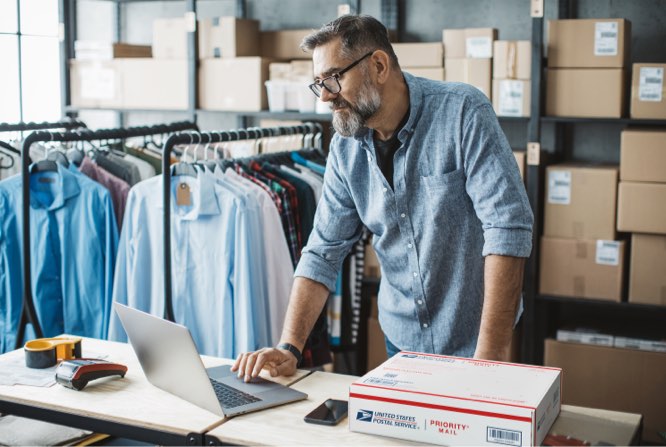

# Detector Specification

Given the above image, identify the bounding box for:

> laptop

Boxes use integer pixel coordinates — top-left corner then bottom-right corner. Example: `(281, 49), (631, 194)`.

(113, 302), (307, 417)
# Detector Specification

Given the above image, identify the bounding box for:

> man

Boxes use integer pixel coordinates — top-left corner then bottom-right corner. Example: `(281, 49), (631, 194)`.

(232, 15), (533, 381)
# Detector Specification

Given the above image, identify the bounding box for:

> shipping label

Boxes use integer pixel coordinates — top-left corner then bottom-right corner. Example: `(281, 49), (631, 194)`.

(594, 22), (618, 56)
(639, 67), (664, 102)
(498, 80), (524, 117)
(466, 36), (493, 58)
(595, 240), (620, 266)
(547, 170), (571, 205)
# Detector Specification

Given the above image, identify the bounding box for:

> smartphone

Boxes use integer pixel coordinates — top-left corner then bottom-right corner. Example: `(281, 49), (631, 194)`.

(303, 399), (348, 426)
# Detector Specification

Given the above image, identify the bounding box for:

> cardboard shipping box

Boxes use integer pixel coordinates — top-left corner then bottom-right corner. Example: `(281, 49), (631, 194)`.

(620, 129), (666, 183)
(200, 57), (270, 111)
(547, 19), (631, 68)
(544, 164), (619, 240)
(198, 17), (260, 59)
(350, 353), (561, 446)
(617, 182), (666, 234)
(152, 18), (187, 59)
(629, 233), (666, 306)
(493, 40), (531, 80)
(392, 42), (443, 67)
(493, 79), (531, 117)
(70, 60), (123, 108)
(539, 237), (625, 302)
(404, 67), (445, 81)
(74, 41), (152, 60)
(630, 63), (666, 119)
(445, 58), (491, 98)
(544, 339), (666, 443)
(260, 29), (310, 60)
(546, 68), (626, 118)
(442, 28), (498, 59)
(120, 59), (188, 110)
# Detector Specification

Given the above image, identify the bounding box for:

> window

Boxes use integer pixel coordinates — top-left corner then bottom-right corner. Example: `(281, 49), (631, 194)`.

(0, 0), (61, 123)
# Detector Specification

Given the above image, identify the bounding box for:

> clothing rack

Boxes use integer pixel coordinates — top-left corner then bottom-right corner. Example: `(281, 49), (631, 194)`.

(160, 122), (325, 322)
(0, 119), (86, 133)
(16, 121), (199, 348)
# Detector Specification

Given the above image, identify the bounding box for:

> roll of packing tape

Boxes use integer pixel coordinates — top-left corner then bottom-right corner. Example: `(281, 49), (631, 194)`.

(24, 337), (82, 369)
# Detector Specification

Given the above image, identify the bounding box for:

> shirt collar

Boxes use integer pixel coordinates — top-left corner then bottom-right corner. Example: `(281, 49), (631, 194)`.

(29, 162), (81, 210)
(157, 169), (221, 220)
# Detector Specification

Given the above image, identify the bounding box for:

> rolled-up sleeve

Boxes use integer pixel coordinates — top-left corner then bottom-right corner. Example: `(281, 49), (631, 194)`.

(294, 143), (364, 291)
(462, 103), (534, 258)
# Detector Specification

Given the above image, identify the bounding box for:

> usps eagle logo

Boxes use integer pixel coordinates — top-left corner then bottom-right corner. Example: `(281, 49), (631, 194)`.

(356, 410), (373, 422)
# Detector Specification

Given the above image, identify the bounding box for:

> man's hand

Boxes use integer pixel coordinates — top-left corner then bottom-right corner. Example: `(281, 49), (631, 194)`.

(231, 347), (298, 382)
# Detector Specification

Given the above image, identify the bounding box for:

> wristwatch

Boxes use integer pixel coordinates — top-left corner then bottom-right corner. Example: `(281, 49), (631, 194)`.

(277, 342), (302, 365)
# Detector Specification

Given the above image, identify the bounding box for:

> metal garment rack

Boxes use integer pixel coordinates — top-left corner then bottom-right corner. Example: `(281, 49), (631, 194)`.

(0, 119), (86, 134)
(16, 120), (199, 348)
(160, 122), (323, 323)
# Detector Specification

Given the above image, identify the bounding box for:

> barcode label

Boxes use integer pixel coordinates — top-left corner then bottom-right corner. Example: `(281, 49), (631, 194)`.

(596, 240), (620, 266)
(498, 80), (524, 117)
(363, 377), (397, 386)
(594, 22), (618, 56)
(639, 67), (663, 102)
(547, 170), (571, 205)
(487, 427), (522, 446)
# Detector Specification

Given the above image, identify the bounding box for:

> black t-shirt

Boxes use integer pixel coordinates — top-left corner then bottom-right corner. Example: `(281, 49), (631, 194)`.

(373, 110), (409, 189)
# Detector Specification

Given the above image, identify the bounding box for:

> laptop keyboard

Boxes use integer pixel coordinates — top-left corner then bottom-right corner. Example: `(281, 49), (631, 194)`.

(210, 378), (262, 409)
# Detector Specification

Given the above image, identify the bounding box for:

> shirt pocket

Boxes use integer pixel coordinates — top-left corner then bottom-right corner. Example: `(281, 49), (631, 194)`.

(421, 168), (467, 225)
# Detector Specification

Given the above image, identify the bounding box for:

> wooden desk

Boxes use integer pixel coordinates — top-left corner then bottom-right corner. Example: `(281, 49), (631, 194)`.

(205, 371), (644, 446)
(0, 337), (309, 445)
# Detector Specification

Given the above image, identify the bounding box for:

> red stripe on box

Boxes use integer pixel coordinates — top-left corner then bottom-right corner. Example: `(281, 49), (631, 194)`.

(398, 351), (562, 371)
(350, 392), (533, 423)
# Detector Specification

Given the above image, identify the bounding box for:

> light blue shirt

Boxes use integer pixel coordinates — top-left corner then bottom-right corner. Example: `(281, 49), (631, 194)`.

(0, 165), (118, 352)
(109, 171), (271, 358)
(294, 73), (534, 357)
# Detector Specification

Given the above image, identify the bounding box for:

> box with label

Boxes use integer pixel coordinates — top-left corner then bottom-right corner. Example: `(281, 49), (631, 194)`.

(74, 41), (152, 60)
(544, 339), (666, 443)
(120, 59), (188, 110)
(260, 29), (311, 60)
(513, 151), (526, 181)
(539, 237), (625, 301)
(493, 41), (531, 80)
(493, 79), (531, 117)
(629, 233), (666, 306)
(617, 182), (666, 234)
(404, 67), (444, 81)
(544, 165), (619, 240)
(153, 18), (187, 59)
(546, 68), (626, 118)
(392, 42), (443, 67)
(556, 329), (615, 346)
(630, 63), (666, 119)
(70, 60), (123, 108)
(350, 353), (560, 446)
(442, 28), (498, 59)
(620, 129), (666, 183)
(198, 17), (260, 59)
(200, 57), (270, 111)
(547, 19), (631, 68)
(445, 58), (491, 98)
(614, 336), (666, 352)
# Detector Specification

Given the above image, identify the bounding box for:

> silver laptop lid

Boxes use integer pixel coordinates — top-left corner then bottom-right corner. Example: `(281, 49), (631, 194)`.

(113, 303), (224, 416)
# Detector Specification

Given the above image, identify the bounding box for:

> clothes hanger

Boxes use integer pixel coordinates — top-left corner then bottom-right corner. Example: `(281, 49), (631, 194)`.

(171, 134), (198, 178)
(30, 133), (61, 173)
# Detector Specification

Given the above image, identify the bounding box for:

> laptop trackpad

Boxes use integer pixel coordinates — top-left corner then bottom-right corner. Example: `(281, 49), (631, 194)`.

(206, 364), (278, 394)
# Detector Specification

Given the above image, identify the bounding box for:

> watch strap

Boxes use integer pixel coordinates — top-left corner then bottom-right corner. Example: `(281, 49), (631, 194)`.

(276, 342), (302, 365)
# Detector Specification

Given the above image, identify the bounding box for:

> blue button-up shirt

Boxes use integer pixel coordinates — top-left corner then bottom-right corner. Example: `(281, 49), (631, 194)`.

(294, 72), (533, 357)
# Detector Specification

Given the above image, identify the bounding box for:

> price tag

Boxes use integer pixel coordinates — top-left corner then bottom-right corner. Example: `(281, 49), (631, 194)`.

(176, 182), (192, 206)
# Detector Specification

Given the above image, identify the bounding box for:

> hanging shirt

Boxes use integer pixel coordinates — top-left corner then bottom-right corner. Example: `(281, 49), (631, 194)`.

(0, 164), (118, 352)
(78, 156), (130, 230)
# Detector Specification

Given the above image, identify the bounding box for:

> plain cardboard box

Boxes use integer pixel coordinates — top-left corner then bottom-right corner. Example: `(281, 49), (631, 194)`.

(444, 58), (491, 98)
(544, 165), (619, 240)
(70, 60), (123, 108)
(629, 233), (666, 306)
(546, 68), (626, 118)
(493, 79), (531, 117)
(620, 129), (666, 183)
(152, 18), (187, 59)
(120, 59), (188, 110)
(547, 19), (631, 68)
(442, 28), (497, 59)
(493, 40), (531, 79)
(260, 29), (310, 60)
(539, 237), (625, 302)
(544, 339), (666, 443)
(617, 182), (666, 234)
(513, 150), (526, 181)
(630, 63), (666, 119)
(350, 353), (561, 446)
(198, 17), (260, 59)
(200, 57), (270, 111)
(392, 42), (443, 67)
(74, 41), (152, 60)
(404, 67), (444, 81)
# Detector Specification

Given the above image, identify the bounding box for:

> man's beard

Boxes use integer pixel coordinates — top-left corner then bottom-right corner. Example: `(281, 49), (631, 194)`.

(330, 80), (381, 138)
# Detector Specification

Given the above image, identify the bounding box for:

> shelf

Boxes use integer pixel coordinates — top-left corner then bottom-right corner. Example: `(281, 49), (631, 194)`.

(537, 294), (666, 313)
(65, 106), (190, 114)
(210, 110), (333, 121)
(541, 116), (666, 126)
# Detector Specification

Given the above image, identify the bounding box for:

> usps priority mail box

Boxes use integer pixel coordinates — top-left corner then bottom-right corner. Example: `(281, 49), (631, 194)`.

(349, 352), (561, 446)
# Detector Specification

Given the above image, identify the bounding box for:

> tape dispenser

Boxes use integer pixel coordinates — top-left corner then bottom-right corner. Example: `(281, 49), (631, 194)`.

(24, 337), (82, 369)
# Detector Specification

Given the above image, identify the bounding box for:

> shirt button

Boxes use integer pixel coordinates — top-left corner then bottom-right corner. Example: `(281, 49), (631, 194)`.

(417, 300), (423, 305)
(413, 272), (418, 277)
(367, 155), (371, 162)
(423, 323), (429, 328)
(383, 187), (387, 193)
(401, 213), (406, 218)
(408, 243), (413, 248)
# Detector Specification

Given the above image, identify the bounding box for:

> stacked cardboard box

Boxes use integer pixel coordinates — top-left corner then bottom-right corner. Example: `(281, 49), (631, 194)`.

(617, 129), (666, 306)
(266, 60), (316, 113)
(546, 19), (631, 117)
(540, 164), (625, 301)
(630, 63), (666, 119)
(442, 28), (496, 99)
(393, 42), (444, 81)
(492, 41), (531, 117)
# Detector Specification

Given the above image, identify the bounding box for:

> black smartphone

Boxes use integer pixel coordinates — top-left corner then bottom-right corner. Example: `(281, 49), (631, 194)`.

(303, 399), (349, 426)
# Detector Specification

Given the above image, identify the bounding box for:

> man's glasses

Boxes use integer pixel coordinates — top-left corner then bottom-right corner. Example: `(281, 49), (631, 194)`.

(309, 51), (374, 98)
